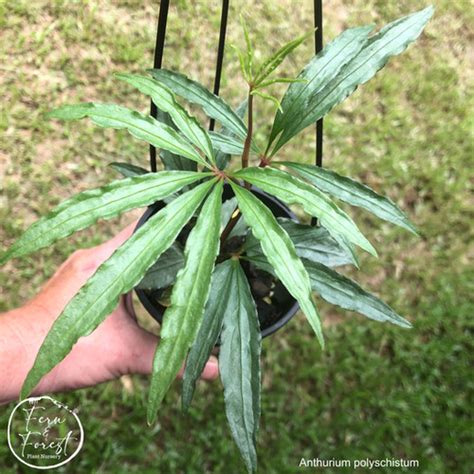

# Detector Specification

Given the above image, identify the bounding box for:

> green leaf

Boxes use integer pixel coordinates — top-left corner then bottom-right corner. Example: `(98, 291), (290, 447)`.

(230, 182), (323, 347)
(219, 259), (261, 474)
(116, 73), (215, 163)
(21, 179), (216, 398)
(156, 109), (197, 171)
(278, 162), (418, 234)
(304, 260), (412, 328)
(136, 243), (184, 290)
(331, 233), (360, 269)
(147, 181), (223, 423)
(245, 255), (411, 329)
(109, 162), (149, 178)
(181, 260), (232, 410)
(251, 90), (282, 113)
(149, 69), (247, 140)
(216, 99), (248, 169)
(48, 103), (209, 167)
(268, 25), (373, 152)
(244, 218), (356, 267)
(1, 171), (209, 265)
(234, 167), (377, 256)
(254, 31), (311, 85)
(271, 7), (434, 154)
(231, 44), (252, 83)
(209, 131), (245, 156)
(241, 15), (254, 78)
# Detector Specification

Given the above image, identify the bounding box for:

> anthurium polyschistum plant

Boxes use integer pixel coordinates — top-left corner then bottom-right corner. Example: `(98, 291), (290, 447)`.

(1, 6), (433, 472)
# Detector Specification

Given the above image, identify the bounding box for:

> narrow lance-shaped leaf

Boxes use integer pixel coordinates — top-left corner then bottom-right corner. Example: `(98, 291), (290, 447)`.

(230, 182), (324, 347)
(254, 31), (311, 86)
(21, 179), (216, 398)
(271, 7), (434, 154)
(268, 25), (373, 151)
(278, 162), (418, 234)
(48, 103), (209, 167)
(137, 243), (185, 290)
(149, 69), (248, 140)
(1, 171), (210, 265)
(234, 167), (377, 256)
(109, 162), (149, 178)
(209, 131), (246, 156)
(244, 218), (356, 268)
(147, 181), (223, 423)
(304, 260), (412, 328)
(251, 90), (282, 113)
(216, 98), (248, 169)
(116, 73), (215, 164)
(219, 259), (261, 474)
(181, 260), (233, 410)
(156, 108), (197, 171)
(245, 255), (411, 329)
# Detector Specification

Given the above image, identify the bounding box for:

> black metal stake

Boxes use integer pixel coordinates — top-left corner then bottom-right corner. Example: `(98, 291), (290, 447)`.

(150, 0), (170, 172)
(312, 0), (323, 226)
(209, 0), (229, 131)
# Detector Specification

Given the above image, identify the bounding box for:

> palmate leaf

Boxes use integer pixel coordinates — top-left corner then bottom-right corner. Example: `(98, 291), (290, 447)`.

(270, 6), (434, 154)
(278, 162), (418, 234)
(21, 179), (217, 398)
(149, 69), (247, 140)
(219, 259), (261, 474)
(244, 218), (356, 268)
(234, 167), (377, 256)
(230, 182), (324, 347)
(116, 73), (215, 164)
(48, 103), (209, 167)
(0, 171), (209, 265)
(304, 260), (412, 328)
(181, 261), (232, 410)
(136, 243), (184, 290)
(147, 181), (223, 424)
(109, 162), (149, 178)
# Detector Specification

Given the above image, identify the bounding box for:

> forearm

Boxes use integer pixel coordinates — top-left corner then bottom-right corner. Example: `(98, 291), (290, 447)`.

(0, 303), (51, 404)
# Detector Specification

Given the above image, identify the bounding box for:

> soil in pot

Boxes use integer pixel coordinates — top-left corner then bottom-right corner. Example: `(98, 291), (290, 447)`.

(134, 183), (299, 338)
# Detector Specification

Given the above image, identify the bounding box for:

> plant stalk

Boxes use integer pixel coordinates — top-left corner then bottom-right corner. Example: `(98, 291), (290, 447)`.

(241, 92), (253, 173)
(220, 90), (254, 247)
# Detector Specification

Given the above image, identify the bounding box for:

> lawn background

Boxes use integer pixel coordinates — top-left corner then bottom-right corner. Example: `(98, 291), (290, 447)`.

(0, 0), (472, 472)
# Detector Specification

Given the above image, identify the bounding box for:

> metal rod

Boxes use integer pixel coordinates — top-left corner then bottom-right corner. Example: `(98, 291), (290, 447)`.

(312, 0), (323, 226)
(150, 0), (170, 172)
(314, 0), (323, 168)
(209, 0), (230, 131)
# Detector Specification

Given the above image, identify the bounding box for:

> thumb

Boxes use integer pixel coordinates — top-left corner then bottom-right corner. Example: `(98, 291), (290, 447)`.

(127, 325), (219, 381)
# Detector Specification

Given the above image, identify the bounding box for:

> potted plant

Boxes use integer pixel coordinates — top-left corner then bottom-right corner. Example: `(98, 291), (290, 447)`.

(1, 6), (433, 472)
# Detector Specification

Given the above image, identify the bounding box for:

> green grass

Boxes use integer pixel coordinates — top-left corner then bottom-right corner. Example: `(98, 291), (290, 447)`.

(0, 0), (472, 472)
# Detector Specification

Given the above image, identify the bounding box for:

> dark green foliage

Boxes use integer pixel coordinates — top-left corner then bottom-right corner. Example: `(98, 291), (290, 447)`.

(0, 6), (434, 472)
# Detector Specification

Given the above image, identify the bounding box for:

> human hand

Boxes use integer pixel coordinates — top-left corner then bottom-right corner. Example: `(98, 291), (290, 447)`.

(0, 223), (219, 404)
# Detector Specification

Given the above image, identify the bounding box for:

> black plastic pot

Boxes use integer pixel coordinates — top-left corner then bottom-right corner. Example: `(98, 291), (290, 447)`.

(133, 184), (299, 338)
